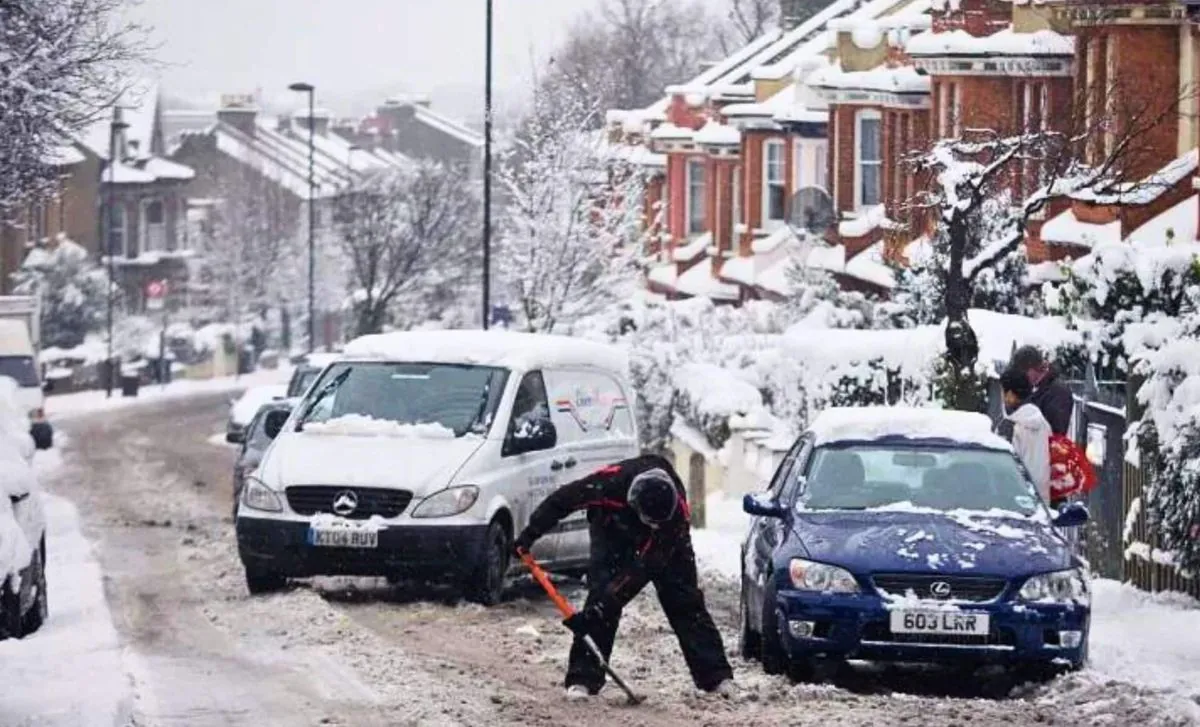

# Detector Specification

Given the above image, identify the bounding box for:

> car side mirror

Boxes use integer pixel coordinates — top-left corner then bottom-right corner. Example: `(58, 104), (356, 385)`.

(1052, 501), (1089, 528)
(263, 409), (291, 441)
(507, 417), (557, 455)
(743, 493), (785, 518)
(226, 430), (245, 445)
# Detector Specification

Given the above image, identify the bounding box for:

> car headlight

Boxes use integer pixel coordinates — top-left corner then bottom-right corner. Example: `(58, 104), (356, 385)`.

(788, 558), (860, 594)
(242, 477), (283, 512)
(411, 486), (480, 518)
(1019, 568), (1089, 604)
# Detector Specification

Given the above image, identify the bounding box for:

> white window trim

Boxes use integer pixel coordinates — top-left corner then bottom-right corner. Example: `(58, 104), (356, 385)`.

(686, 157), (706, 236)
(762, 139), (786, 230)
(854, 109), (883, 211)
(792, 140), (805, 192)
(814, 143), (827, 193)
(832, 115), (840, 208)
(731, 165), (742, 248)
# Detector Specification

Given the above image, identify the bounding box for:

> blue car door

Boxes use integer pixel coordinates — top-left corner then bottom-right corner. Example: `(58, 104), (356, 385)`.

(746, 438), (809, 629)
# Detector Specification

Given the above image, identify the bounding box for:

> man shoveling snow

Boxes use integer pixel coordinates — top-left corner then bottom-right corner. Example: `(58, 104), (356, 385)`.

(514, 454), (737, 701)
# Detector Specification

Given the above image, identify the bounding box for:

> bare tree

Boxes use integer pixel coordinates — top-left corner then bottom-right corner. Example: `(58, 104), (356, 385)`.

(0, 0), (148, 216)
(722, 0), (780, 47)
(496, 88), (646, 333)
(904, 79), (1191, 407)
(333, 162), (480, 336)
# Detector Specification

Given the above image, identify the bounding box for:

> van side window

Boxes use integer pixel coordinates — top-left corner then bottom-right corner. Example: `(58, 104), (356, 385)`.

(510, 371), (550, 435)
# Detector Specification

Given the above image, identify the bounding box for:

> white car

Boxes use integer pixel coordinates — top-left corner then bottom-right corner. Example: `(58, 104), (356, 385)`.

(226, 384), (289, 443)
(0, 376), (50, 639)
(234, 330), (639, 604)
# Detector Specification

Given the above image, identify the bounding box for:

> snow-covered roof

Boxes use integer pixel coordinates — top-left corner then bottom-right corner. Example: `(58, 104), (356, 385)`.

(80, 79), (160, 161)
(1071, 149), (1199, 206)
(647, 263), (679, 288)
(673, 233), (711, 263)
(720, 255), (757, 286)
(341, 330), (629, 376)
(203, 118), (359, 199)
(801, 241), (896, 290)
(808, 406), (1011, 450)
(1026, 260), (1068, 284)
(43, 144), (86, 167)
(694, 121), (741, 146)
(905, 28), (1075, 57)
(810, 63), (931, 94)
(752, 226), (796, 255)
(1040, 208), (1122, 249)
(1127, 195), (1198, 245)
(650, 122), (695, 141)
(105, 162), (157, 185)
(676, 258), (740, 301)
(413, 105), (483, 148)
(141, 156), (195, 181)
(838, 205), (893, 238)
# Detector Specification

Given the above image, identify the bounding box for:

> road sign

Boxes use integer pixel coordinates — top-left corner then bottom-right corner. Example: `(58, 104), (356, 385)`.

(146, 280), (167, 311)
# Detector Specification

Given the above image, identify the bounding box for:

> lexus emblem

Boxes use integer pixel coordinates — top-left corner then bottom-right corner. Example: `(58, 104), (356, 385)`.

(929, 581), (952, 599)
(332, 490), (359, 516)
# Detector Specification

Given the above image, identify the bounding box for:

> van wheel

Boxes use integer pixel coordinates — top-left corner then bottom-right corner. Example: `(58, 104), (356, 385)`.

(464, 520), (509, 606)
(244, 566), (287, 595)
(22, 539), (47, 635)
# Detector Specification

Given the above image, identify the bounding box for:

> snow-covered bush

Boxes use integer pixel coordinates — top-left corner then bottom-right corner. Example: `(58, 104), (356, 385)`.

(11, 238), (110, 349)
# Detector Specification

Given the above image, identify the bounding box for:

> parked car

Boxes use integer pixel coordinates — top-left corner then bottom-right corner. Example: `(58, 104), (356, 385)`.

(285, 353), (341, 399)
(739, 406), (1090, 681)
(226, 384), (288, 443)
(235, 330), (638, 603)
(0, 297), (53, 449)
(0, 376), (52, 640)
(229, 399), (295, 517)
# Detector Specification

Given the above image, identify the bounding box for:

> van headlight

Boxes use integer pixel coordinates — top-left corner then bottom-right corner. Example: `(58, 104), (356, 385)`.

(411, 486), (479, 518)
(1019, 568), (1089, 604)
(242, 477), (283, 512)
(788, 558), (860, 594)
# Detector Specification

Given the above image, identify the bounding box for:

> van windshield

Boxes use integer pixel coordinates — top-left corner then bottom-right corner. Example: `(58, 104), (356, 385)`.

(0, 357), (39, 387)
(303, 362), (510, 437)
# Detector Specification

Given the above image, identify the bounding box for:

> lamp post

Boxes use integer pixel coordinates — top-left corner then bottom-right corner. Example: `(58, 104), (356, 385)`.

(288, 81), (316, 353)
(482, 0), (493, 330)
(104, 109), (129, 398)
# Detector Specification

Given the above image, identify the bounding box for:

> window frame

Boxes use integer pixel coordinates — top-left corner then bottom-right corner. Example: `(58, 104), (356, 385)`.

(854, 109), (883, 210)
(686, 157), (707, 235)
(107, 201), (127, 258)
(762, 138), (787, 228)
(731, 164), (742, 247)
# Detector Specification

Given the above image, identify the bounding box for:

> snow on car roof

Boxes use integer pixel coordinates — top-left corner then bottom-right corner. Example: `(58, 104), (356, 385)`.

(809, 406), (1012, 450)
(341, 329), (630, 376)
(299, 352), (342, 369)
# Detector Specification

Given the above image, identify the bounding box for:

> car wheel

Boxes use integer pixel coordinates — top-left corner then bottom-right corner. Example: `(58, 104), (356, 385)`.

(737, 576), (760, 660)
(244, 565), (287, 595)
(21, 539), (47, 635)
(464, 520), (510, 606)
(760, 576), (787, 675)
(0, 575), (23, 639)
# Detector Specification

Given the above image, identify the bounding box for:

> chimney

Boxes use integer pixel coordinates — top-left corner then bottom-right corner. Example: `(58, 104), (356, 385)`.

(296, 108), (332, 136)
(217, 94), (259, 137)
(277, 115), (293, 134)
(780, 0), (806, 30)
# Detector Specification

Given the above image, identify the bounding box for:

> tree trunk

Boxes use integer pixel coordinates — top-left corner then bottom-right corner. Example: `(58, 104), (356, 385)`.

(356, 303), (387, 336)
(941, 218), (984, 411)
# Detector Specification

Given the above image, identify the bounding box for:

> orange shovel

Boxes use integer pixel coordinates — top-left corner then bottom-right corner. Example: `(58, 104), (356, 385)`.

(519, 550), (644, 705)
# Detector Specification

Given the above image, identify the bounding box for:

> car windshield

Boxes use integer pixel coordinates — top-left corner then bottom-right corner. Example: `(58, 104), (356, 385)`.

(302, 362), (509, 437)
(287, 367), (321, 398)
(0, 356), (39, 387)
(800, 444), (1043, 516)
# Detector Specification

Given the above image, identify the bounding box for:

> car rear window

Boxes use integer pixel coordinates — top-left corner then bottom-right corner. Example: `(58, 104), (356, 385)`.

(801, 444), (1041, 515)
(0, 356), (39, 387)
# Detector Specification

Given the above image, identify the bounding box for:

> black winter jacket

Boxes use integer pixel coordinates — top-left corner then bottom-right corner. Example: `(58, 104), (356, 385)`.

(1029, 369), (1074, 436)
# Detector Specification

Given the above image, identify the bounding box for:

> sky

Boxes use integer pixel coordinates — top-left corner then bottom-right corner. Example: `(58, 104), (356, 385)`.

(130, 0), (600, 123)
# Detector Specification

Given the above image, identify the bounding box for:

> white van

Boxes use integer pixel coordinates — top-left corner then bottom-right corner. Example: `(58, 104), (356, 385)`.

(235, 330), (639, 603)
(0, 319), (50, 449)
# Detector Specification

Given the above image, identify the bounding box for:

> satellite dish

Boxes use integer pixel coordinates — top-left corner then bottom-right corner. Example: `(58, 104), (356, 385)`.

(787, 186), (835, 235)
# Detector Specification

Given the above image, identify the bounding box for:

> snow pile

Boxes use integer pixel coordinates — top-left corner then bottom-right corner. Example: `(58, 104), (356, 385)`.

(906, 28), (1074, 57)
(229, 384), (288, 426)
(304, 415), (458, 439)
(0, 378), (35, 582)
(808, 406), (1010, 449)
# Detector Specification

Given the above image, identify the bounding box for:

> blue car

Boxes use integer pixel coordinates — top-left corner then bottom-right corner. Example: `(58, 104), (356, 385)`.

(738, 407), (1091, 681)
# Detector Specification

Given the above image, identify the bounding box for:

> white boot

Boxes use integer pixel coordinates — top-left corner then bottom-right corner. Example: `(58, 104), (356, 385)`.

(565, 684), (591, 701)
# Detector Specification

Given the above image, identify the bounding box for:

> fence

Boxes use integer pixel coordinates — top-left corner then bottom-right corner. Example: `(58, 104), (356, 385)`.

(1121, 456), (1200, 598)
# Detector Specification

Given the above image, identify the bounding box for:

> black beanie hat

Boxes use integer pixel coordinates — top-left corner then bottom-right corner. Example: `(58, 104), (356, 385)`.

(628, 469), (677, 524)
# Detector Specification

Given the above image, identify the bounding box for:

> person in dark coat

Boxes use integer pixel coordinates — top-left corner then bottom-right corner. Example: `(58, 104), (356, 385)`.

(513, 454), (736, 701)
(1011, 345), (1074, 436)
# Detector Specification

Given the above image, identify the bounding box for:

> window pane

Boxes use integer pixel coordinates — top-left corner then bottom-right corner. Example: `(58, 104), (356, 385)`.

(769, 184), (786, 220)
(146, 200), (164, 225)
(862, 164), (881, 207)
(860, 118), (881, 162)
(688, 159), (706, 233)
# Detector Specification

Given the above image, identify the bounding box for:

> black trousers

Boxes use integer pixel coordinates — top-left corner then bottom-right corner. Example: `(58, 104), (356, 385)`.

(565, 533), (733, 693)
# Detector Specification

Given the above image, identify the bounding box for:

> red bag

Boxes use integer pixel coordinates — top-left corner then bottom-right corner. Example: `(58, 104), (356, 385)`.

(1049, 433), (1097, 500)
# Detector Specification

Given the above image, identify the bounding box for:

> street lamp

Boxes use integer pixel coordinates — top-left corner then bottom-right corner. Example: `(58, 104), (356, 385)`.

(482, 0), (493, 330)
(105, 108), (129, 398)
(288, 81), (316, 353)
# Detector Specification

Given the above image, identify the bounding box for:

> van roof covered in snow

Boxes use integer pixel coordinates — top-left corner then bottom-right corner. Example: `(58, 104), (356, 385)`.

(808, 406), (1012, 451)
(340, 330), (630, 377)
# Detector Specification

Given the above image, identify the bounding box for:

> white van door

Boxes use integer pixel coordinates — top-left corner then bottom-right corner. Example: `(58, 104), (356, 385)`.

(543, 368), (639, 567)
(500, 370), (559, 564)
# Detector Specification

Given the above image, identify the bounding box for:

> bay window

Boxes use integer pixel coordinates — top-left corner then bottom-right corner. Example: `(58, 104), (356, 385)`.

(686, 158), (706, 235)
(763, 139), (786, 226)
(855, 110), (882, 209)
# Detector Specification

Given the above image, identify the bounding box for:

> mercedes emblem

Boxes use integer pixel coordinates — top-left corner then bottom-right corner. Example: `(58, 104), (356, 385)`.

(929, 581), (952, 599)
(332, 490), (359, 517)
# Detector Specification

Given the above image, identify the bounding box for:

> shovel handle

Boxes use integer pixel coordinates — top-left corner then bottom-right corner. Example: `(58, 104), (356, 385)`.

(519, 551), (575, 618)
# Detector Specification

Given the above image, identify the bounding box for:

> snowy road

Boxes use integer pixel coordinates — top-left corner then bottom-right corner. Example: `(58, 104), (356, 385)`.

(4, 393), (1198, 726)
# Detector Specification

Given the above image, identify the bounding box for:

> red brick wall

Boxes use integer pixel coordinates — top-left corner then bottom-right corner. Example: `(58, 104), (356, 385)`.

(931, 0), (1009, 35)
(667, 94), (708, 129)
(741, 132), (764, 254)
(711, 158), (737, 253)
(831, 105), (858, 216)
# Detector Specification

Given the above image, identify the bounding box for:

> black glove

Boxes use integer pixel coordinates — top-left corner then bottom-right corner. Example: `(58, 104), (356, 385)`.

(513, 532), (535, 557)
(562, 607), (600, 637)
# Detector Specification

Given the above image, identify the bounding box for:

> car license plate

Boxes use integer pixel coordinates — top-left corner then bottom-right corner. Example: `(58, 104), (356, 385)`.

(309, 527), (378, 548)
(889, 610), (989, 635)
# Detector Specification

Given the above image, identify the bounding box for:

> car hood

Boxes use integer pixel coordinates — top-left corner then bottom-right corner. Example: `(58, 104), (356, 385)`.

(792, 509), (1072, 576)
(260, 431), (485, 496)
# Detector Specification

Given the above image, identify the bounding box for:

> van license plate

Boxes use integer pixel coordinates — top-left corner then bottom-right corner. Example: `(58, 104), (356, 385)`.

(309, 528), (378, 548)
(889, 610), (989, 635)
